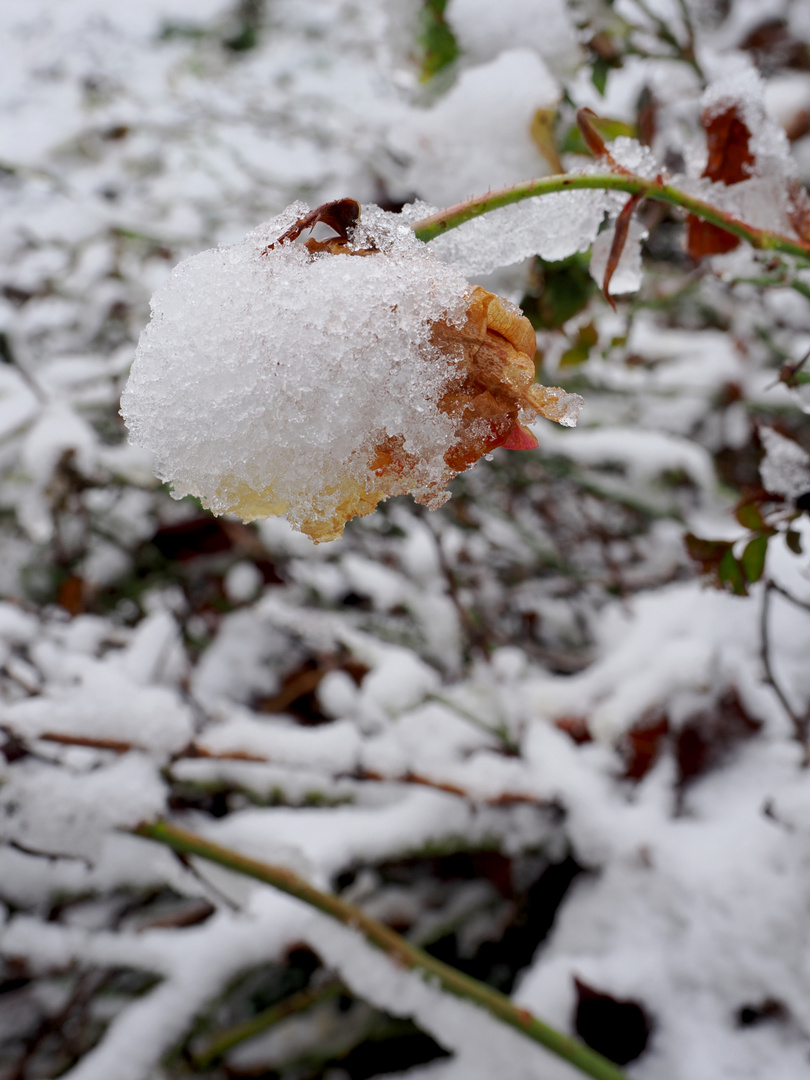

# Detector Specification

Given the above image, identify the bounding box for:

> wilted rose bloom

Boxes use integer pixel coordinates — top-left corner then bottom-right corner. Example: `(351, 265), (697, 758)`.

(121, 200), (582, 542)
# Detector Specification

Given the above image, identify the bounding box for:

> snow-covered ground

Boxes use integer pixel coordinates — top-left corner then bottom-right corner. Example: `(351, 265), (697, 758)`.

(2, 1), (810, 1078)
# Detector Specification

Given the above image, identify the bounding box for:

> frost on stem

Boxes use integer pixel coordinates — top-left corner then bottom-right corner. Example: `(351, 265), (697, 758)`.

(121, 201), (582, 543)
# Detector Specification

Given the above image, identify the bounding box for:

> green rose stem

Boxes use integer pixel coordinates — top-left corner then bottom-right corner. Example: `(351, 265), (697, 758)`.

(410, 171), (810, 262)
(135, 820), (630, 1080)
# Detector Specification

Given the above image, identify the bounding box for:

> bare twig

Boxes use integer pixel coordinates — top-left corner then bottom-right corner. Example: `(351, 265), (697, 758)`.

(768, 579), (810, 613)
(39, 731), (138, 754)
(5, 728), (268, 761)
(760, 579), (810, 761)
(7, 839), (92, 866)
(354, 767), (543, 806)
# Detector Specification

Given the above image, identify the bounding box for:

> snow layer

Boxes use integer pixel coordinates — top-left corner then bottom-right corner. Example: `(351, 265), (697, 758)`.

(424, 189), (610, 275)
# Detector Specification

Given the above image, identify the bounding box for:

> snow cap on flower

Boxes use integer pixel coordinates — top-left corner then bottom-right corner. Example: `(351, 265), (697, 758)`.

(121, 200), (582, 542)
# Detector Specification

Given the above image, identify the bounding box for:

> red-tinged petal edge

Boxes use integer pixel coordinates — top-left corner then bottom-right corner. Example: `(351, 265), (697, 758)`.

(500, 423), (539, 451)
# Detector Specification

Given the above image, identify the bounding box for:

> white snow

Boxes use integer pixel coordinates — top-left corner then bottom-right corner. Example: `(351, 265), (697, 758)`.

(445, 0), (580, 78)
(393, 50), (561, 208)
(759, 427), (810, 499)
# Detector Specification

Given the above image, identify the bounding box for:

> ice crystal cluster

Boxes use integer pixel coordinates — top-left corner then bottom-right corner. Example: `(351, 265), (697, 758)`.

(122, 202), (581, 542)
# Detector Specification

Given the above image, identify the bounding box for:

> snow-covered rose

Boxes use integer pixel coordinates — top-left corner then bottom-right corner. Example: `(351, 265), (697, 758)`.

(121, 200), (582, 542)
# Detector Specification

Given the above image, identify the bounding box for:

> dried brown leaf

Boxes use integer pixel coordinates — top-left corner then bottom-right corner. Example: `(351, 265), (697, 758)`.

(603, 194), (642, 306)
(687, 105), (754, 257)
(263, 198), (362, 252)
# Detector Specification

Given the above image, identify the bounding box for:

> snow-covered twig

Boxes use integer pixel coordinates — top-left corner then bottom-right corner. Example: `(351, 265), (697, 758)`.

(135, 820), (631, 1080)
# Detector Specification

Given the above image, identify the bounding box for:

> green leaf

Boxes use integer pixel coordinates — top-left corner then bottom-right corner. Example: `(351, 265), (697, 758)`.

(719, 547), (747, 595)
(418, 0), (459, 81)
(522, 256), (596, 330)
(591, 57), (610, 96)
(529, 108), (563, 173)
(787, 529), (803, 555)
(578, 321), (599, 348)
(741, 534), (768, 583)
(559, 343), (591, 368)
(735, 502), (765, 531)
(684, 533), (730, 569)
(224, 25), (258, 52)
(559, 322), (599, 369)
(560, 117), (636, 156)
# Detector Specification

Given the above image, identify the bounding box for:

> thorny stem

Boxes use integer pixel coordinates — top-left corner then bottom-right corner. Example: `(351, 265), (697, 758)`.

(135, 821), (631, 1080)
(411, 172), (810, 262)
(760, 579), (810, 762)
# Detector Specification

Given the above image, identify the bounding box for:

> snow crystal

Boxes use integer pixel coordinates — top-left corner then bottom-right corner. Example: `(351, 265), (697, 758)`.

(425, 189), (610, 275)
(763, 73), (810, 142)
(7, 5), (810, 1080)
(115, 610), (187, 688)
(0, 602), (38, 646)
(342, 554), (408, 611)
(0, 894), (312, 1080)
(121, 203), (473, 542)
(191, 606), (297, 704)
(514, 733), (810, 1080)
(605, 135), (662, 179)
(122, 199), (575, 543)
(759, 427), (810, 500)
(314, 670), (360, 723)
